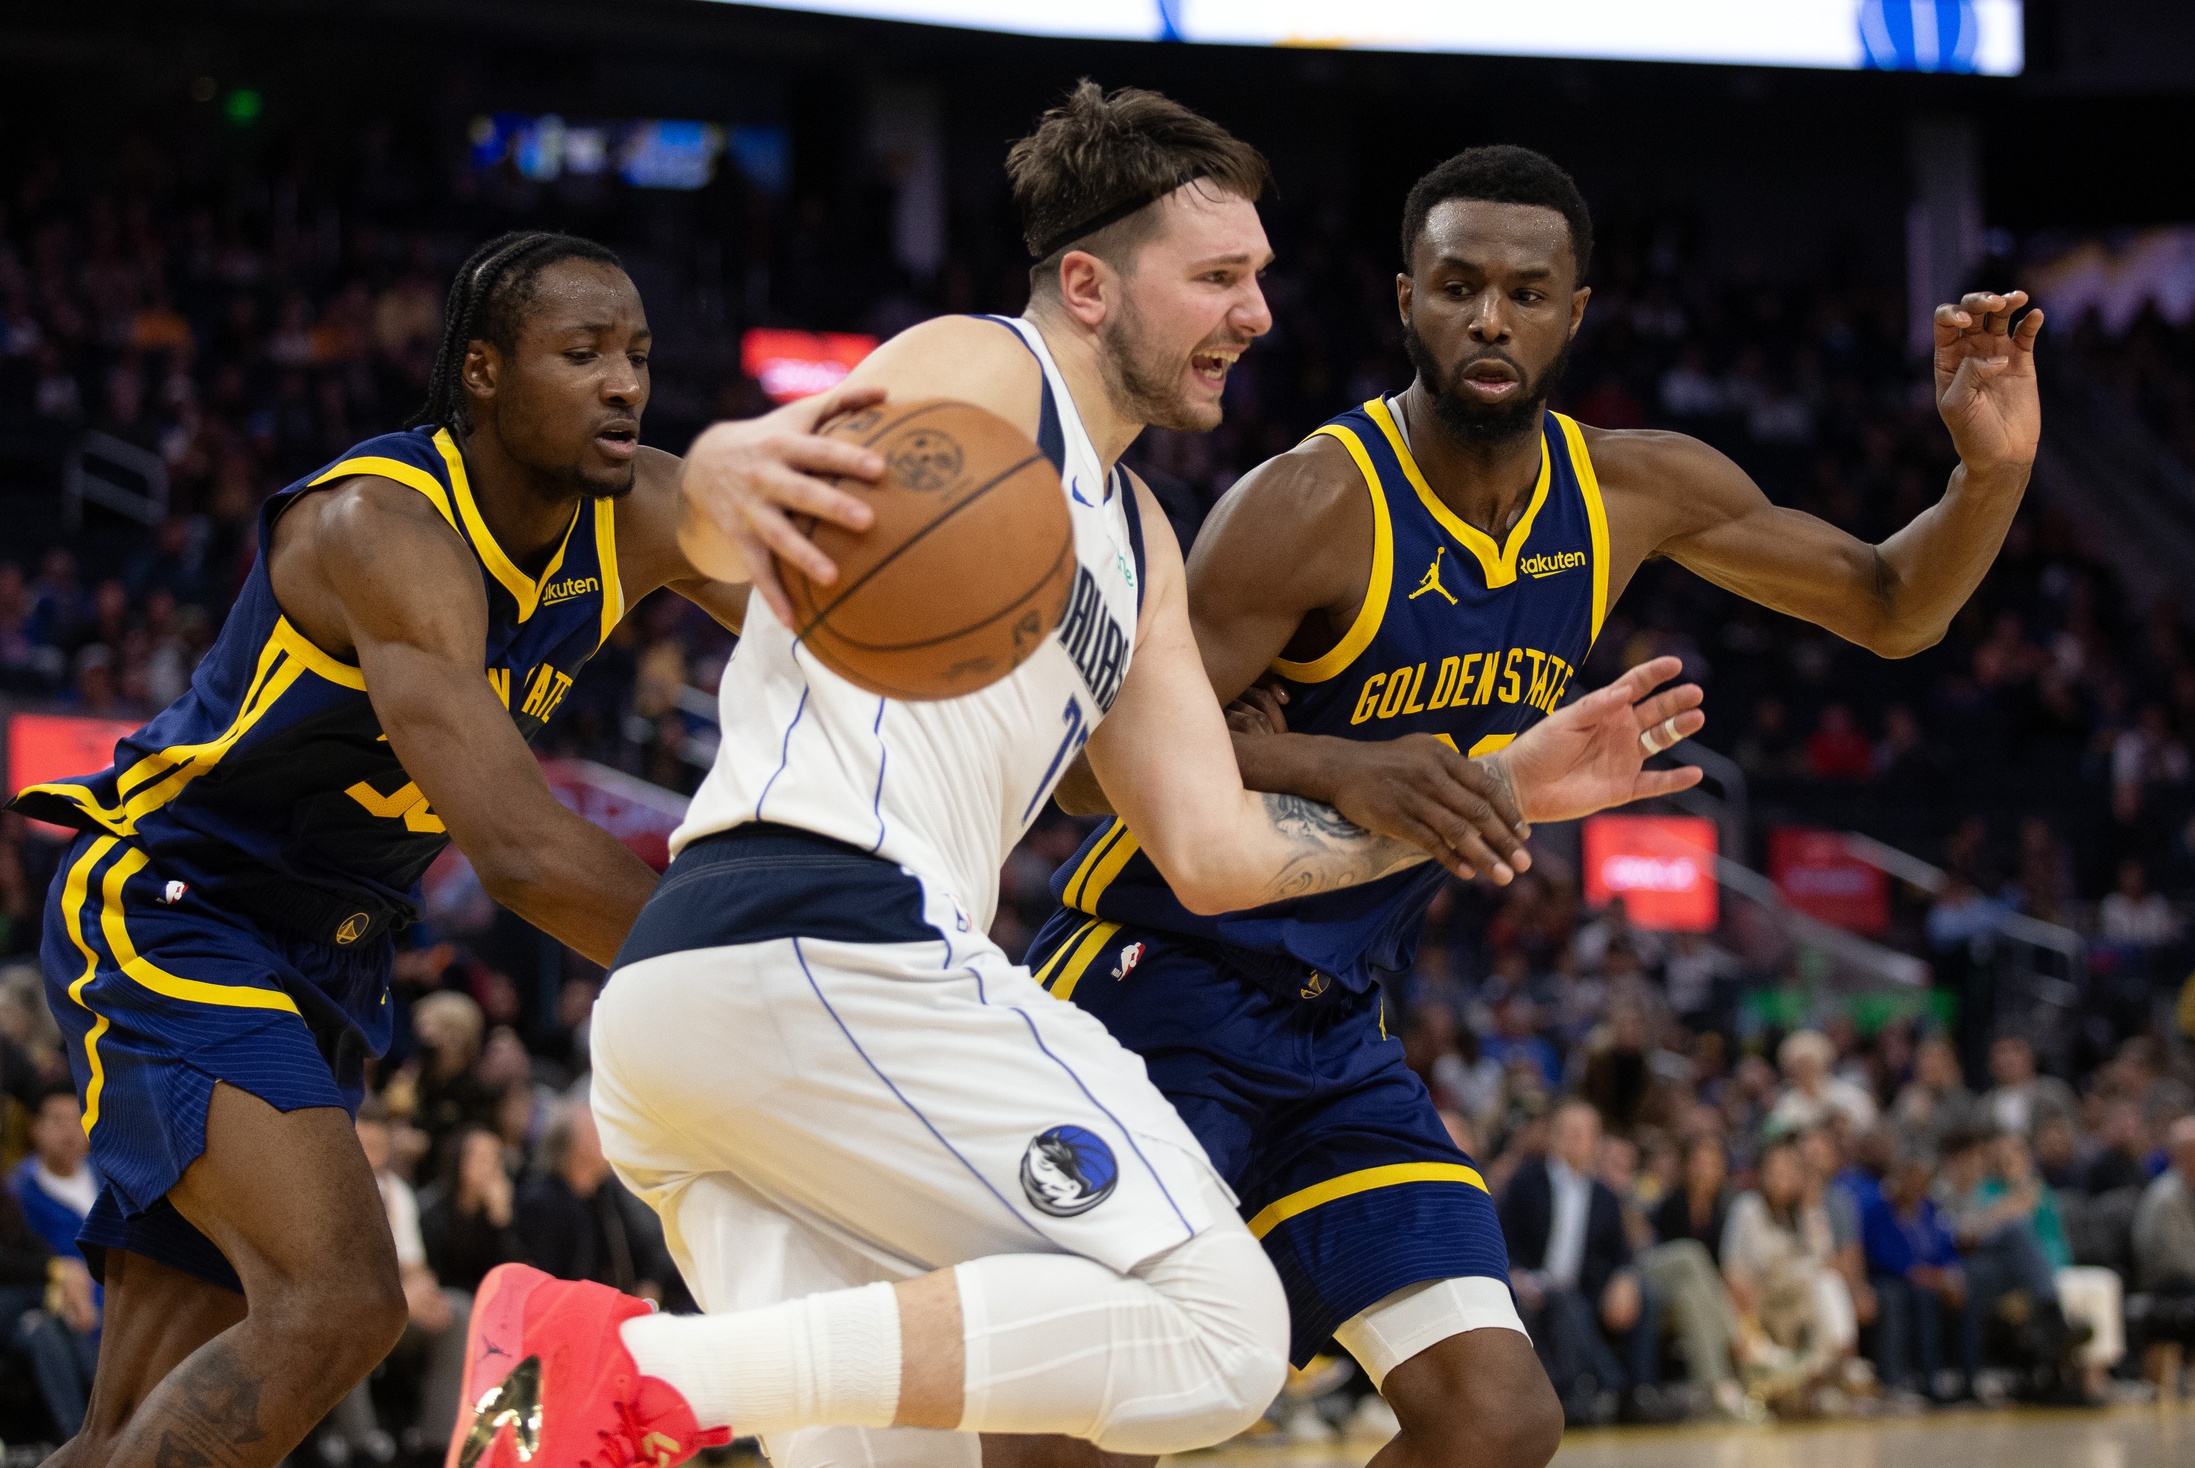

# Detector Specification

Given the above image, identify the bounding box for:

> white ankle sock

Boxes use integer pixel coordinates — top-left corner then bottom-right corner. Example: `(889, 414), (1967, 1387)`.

(620, 1280), (902, 1434)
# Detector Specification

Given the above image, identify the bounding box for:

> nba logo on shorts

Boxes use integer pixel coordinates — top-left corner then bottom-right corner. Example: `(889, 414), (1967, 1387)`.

(1110, 941), (1144, 981)
(1020, 1125), (1118, 1217)
(160, 880), (188, 905)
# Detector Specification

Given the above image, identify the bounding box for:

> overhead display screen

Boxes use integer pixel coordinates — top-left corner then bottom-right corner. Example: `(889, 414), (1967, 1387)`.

(720, 0), (2023, 74)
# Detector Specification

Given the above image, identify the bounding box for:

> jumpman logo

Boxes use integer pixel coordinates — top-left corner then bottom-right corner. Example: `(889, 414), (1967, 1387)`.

(1409, 547), (1458, 605)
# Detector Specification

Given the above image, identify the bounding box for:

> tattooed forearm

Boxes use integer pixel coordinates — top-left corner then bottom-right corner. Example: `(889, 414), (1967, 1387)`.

(1255, 791), (1427, 903)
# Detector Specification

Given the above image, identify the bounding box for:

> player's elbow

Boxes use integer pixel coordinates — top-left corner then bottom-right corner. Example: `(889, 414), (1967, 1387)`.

(1168, 856), (1267, 917)
(1861, 620), (1946, 660)
(469, 837), (549, 907)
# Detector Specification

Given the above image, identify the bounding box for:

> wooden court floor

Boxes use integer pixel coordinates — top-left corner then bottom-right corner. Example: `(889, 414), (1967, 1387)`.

(1182, 1405), (2193, 1468)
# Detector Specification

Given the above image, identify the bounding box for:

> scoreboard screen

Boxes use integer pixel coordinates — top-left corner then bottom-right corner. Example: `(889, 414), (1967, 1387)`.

(720, 1), (2022, 75)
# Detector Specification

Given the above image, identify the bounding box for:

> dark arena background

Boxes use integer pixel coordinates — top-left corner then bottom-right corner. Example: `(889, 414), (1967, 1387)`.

(1, 2), (2195, 1463)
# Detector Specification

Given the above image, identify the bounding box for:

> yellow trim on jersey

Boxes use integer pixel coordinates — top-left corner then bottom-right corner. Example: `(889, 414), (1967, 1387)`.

(596, 497), (625, 646)
(435, 428), (584, 623)
(1555, 413), (1612, 642)
(269, 616), (367, 690)
(23, 632), (304, 836)
(1270, 424), (1395, 685)
(1245, 1161), (1489, 1240)
(101, 847), (301, 1015)
(1046, 921), (1122, 1004)
(1469, 734), (1514, 757)
(1033, 919), (1100, 989)
(59, 836), (118, 1135)
(1364, 397), (1550, 590)
(1073, 827), (1142, 914)
(308, 455), (460, 533)
(1062, 821), (1129, 911)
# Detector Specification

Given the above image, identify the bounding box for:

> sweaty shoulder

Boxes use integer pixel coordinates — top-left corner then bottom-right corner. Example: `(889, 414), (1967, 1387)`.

(1188, 430), (1371, 614)
(843, 315), (1044, 441)
(270, 472), (487, 659)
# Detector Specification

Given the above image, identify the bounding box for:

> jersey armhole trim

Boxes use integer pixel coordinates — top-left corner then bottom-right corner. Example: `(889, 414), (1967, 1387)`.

(308, 455), (460, 535)
(595, 497), (625, 647)
(1365, 397), (1549, 590)
(1119, 468), (1147, 613)
(1270, 423), (1393, 685)
(1555, 413), (1612, 644)
(979, 314), (1066, 473)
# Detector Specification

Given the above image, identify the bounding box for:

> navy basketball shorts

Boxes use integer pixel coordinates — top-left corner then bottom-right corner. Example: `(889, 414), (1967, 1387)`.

(40, 832), (390, 1293)
(1026, 911), (1513, 1366)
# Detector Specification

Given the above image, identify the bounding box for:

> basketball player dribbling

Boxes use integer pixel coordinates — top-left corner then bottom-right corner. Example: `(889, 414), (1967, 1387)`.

(452, 86), (1713, 1468)
(11, 231), (768, 1468)
(1010, 144), (2042, 1468)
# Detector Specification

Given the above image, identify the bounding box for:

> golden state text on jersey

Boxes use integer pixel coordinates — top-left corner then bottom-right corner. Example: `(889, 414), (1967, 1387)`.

(1047, 399), (1608, 993)
(15, 426), (624, 951)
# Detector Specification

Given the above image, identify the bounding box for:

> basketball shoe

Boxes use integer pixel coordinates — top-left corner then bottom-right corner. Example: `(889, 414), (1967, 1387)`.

(448, 1263), (732, 1468)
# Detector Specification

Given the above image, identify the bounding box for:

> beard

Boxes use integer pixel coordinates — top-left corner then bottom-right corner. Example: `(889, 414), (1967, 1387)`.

(1402, 317), (1571, 447)
(1098, 293), (1221, 433)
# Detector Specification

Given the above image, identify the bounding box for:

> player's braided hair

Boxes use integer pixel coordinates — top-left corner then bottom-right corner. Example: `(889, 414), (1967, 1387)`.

(407, 230), (624, 435)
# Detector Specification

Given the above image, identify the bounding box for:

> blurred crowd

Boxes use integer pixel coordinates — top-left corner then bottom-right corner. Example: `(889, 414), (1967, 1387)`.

(1, 110), (2195, 1456)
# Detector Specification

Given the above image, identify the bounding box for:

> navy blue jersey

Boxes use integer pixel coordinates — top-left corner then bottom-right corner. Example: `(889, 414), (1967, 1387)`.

(1049, 400), (1608, 992)
(15, 427), (624, 943)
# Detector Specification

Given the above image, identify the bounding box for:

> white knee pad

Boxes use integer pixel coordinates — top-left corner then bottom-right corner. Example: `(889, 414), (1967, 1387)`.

(956, 1211), (1288, 1457)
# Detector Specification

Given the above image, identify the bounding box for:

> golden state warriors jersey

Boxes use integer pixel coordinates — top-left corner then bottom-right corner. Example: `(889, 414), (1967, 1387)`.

(1049, 399), (1608, 992)
(14, 428), (622, 941)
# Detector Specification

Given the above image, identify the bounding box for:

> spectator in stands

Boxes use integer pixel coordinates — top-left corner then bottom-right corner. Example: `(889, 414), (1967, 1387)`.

(2086, 1098), (2156, 1196)
(2099, 858), (2179, 950)
(1989, 1131), (2123, 1397)
(1936, 1128), (2078, 1387)
(2131, 1116), (2195, 1395)
(409, 988), (494, 1179)
(0, 1168), (96, 1442)
(1654, 1131), (1732, 1258)
(1482, 996), (1561, 1092)
(418, 1125), (527, 1295)
(1499, 1098), (1650, 1424)
(339, 1098), (469, 1457)
(1983, 1035), (2080, 1140)
(1805, 704), (1876, 780)
(2133, 1114), (2195, 1290)
(12, 1082), (98, 1271)
(1800, 1123), (1875, 1336)
(1769, 1029), (1878, 1134)
(1631, 1133), (1751, 1418)
(515, 1095), (683, 1306)
(1892, 1035), (1982, 1151)
(1862, 1141), (1965, 1400)
(1722, 1132), (1858, 1404)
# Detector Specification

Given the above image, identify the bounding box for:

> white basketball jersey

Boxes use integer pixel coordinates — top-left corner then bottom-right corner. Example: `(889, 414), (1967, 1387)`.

(675, 315), (1146, 932)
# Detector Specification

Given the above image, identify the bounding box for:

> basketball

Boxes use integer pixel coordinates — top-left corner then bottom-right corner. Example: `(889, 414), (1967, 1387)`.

(779, 398), (1077, 700)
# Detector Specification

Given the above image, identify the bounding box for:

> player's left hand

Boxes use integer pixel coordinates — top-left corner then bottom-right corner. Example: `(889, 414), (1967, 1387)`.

(1935, 289), (2043, 478)
(1487, 656), (1705, 824)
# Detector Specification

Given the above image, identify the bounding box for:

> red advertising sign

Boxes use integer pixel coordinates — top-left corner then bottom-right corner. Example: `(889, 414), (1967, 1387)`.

(6, 712), (139, 835)
(1582, 814), (1719, 932)
(1769, 826), (1889, 936)
(741, 328), (879, 403)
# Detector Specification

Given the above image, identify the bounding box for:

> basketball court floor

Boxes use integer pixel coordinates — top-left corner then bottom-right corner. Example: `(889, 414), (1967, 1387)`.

(1187, 1406), (2191, 1468)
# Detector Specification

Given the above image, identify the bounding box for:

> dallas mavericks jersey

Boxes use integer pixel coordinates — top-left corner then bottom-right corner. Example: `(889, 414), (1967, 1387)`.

(15, 427), (623, 938)
(1051, 398), (1608, 992)
(673, 315), (1145, 934)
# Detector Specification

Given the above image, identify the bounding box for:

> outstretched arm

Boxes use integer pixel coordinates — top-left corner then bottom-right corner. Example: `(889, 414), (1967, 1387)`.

(308, 486), (661, 966)
(1647, 290), (2042, 658)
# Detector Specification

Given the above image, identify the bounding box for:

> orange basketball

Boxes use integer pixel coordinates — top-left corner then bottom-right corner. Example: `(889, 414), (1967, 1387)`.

(778, 398), (1076, 700)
